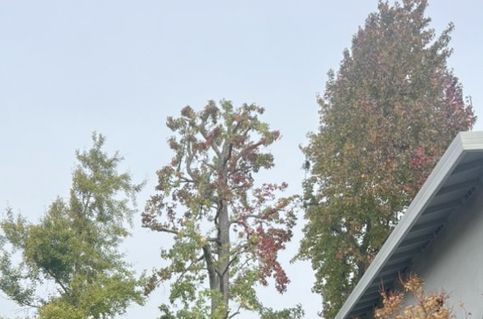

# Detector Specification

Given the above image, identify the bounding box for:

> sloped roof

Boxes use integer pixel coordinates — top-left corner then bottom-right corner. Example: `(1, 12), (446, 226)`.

(335, 131), (483, 319)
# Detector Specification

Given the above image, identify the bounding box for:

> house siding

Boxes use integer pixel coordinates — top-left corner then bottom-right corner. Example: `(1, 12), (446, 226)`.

(407, 186), (483, 318)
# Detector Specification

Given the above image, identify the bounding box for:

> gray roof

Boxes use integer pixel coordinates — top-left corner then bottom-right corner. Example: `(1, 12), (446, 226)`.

(335, 131), (483, 319)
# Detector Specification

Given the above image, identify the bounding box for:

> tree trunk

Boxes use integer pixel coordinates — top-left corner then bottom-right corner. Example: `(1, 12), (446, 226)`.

(215, 141), (232, 318)
(203, 245), (219, 316)
(218, 200), (230, 317)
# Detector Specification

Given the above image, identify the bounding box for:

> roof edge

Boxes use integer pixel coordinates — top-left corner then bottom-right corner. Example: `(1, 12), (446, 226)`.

(460, 131), (483, 151)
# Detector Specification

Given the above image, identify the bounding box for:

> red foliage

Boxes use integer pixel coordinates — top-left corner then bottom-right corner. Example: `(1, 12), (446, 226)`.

(255, 226), (292, 292)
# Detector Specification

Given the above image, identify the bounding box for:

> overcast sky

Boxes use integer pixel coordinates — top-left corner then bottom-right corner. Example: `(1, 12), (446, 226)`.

(1, 1), (483, 318)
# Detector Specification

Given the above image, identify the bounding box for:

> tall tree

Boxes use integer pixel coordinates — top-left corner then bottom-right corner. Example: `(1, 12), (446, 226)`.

(142, 101), (301, 319)
(298, 0), (475, 317)
(0, 134), (144, 319)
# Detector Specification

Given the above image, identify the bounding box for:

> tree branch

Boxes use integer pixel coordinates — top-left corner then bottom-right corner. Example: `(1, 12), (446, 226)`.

(44, 268), (70, 295)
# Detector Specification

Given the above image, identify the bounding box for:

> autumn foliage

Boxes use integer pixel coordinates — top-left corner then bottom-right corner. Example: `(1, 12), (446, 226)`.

(299, 0), (475, 317)
(142, 101), (300, 318)
(374, 275), (451, 319)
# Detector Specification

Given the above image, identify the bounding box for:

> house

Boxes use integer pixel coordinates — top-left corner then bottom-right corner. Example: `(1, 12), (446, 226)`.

(335, 131), (483, 319)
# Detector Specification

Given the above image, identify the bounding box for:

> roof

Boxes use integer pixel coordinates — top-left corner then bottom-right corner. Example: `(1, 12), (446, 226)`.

(335, 131), (483, 319)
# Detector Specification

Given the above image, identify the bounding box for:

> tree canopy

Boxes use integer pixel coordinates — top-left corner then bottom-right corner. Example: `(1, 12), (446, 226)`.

(142, 101), (301, 318)
(298, 0), (475, 317)
(0, 134), (144, 319)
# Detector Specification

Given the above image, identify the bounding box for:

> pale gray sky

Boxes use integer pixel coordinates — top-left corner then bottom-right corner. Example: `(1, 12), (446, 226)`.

(1, 1), (482, 318)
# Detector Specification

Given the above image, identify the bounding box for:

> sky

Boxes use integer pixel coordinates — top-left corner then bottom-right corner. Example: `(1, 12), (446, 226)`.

(1, 0), (483, 318)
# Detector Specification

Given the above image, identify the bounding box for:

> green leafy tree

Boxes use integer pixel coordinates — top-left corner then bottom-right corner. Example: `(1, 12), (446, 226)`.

(298, 0), (475, 317)
(260, 305), (305, 319)
(142, 101), (301, 318)
(0, 133), (144, 318)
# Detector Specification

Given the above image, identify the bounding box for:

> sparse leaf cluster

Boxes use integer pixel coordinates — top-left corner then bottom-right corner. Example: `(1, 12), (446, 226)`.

(374, 274), (451, 319)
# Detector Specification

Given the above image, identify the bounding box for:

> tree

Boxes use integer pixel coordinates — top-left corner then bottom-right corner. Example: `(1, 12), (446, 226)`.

(298, 0), (475, 317)
(142, 101), (301, 318)
(0, 133), (144, 318)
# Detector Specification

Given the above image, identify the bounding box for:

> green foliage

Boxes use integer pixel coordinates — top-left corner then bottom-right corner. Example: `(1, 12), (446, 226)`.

(38, 299), (85, 319)
(260, 305), (305, 319)
(0, 133), (144, 318)
(143, 101), (301, 318)
(299, 0), (475, 317)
